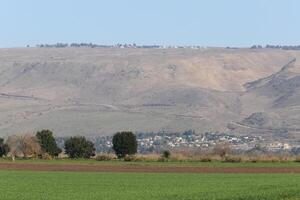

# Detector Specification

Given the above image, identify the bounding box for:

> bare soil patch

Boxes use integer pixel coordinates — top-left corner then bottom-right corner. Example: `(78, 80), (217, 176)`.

(0, 162), (300, 173)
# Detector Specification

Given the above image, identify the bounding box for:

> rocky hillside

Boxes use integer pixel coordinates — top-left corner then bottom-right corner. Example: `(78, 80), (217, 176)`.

(0, 47), (299, 140)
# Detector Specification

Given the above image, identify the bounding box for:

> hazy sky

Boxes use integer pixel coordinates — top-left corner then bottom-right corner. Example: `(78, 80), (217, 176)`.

(0, 0), (299, 47)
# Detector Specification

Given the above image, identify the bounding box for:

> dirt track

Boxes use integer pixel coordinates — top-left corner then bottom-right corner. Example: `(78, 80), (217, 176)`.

(0, 162), (300, 173)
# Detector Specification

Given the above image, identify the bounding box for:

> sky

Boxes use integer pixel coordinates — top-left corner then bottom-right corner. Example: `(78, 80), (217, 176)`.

(0, 0), (299, 48)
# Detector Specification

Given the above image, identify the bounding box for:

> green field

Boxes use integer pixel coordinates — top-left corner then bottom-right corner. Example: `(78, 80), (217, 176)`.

(0, 170), (299, 200)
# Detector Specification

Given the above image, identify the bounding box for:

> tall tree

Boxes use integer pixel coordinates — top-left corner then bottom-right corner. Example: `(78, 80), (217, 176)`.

(36, 130), (62, 157)
(112, 131), (137, 158)
(64, 136), (95, 158)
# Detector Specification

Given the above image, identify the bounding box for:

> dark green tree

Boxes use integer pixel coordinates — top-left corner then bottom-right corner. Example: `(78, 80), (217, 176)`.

(36, 130), (62, 157)
(0, 138), (8, 157)
(112, 131), (137, 158)
(64, 136), (95, 158)
(162, 150), (171, 159)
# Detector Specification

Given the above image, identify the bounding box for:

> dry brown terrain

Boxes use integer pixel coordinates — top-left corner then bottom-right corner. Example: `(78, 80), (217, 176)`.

(1, 47), (300, 141)
(0, 162), (300, 173)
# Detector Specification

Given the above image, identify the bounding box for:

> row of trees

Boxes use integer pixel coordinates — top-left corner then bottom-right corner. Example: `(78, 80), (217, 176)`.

(0, 130), (138, 160)
(250, 44), (300, 50)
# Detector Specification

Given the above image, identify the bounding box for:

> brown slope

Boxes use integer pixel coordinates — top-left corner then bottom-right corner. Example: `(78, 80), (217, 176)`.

(0, 47), (297, 136)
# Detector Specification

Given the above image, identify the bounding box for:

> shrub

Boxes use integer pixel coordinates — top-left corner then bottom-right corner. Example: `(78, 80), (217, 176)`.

(0, 138), (8, 157)
(64, 136), (95, 159)
(170, 153), (190, 162)
(139, 154), (160, 162)
(199, 156), (212, 162)
(157, 157), (166, 162)
(131, 155), (146, 162)
(6, 134), (41, 159)
(95, 154), (115, 161)
(120, 154), (148, 162)
(124, 155), (135, 162)
(36, 130), (62, 157)
(162, 150), (171, 159)
(112, 132), (137, 158)
(41, 153), (53, 160)
(295, 156), (300, 162)
(249, 158), (258, 163)
(223, 155), (242, 163)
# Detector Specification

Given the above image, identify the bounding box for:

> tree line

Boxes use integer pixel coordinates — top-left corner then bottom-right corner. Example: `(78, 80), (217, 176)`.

(0, 130), (138, 160)
(250, 44), (300, 50)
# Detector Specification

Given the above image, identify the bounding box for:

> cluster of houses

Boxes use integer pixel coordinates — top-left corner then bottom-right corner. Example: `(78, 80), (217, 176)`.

(55, 130), (300, 154)
(135, 132), (264, 153)
(84, 131), (298, 153)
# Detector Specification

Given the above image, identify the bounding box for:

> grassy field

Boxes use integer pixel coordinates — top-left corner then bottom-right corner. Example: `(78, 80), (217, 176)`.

(0, 170), (299, 200)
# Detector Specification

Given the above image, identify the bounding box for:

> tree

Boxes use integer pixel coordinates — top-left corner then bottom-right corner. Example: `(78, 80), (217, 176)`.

(162, 150), (171, 159)
(0, 138), (8, 157)
(64, 136), (95, 158)
(6, 134), (41, 160)
(112, 132), (137, 158)
(36, 130), (61, 157)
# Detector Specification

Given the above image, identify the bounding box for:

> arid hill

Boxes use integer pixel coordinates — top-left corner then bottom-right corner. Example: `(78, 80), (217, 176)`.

(0, 47), (299, 141)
